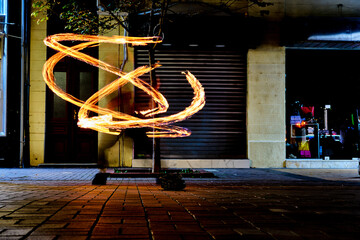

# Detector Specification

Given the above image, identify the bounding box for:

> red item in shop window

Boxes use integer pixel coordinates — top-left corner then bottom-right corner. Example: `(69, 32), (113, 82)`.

(300, 150), (311, 158)
(301, 106), (314, 117)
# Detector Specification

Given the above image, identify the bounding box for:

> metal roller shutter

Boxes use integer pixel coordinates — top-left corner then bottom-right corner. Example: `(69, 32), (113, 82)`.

(134, 48), (247, 159)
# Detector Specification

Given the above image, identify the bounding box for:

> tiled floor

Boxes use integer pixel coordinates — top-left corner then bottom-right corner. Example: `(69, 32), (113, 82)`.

(0, 168), (359, 239)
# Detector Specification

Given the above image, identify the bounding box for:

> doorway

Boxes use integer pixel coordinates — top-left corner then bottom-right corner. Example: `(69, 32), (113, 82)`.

(45, 56), (98, 163)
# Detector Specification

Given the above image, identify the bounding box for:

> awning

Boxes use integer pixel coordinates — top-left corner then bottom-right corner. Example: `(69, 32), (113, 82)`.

(282, 17), (360, 49)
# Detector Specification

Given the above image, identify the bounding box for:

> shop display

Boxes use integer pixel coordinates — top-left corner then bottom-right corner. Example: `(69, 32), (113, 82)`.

(287, 101), (360, 160)
(286, 50), (360, 160)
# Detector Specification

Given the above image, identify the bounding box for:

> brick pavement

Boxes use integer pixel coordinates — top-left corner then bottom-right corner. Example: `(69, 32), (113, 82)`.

(0, 168), (359, 239)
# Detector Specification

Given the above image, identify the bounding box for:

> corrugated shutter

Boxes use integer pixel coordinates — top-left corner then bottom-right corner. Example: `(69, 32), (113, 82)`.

(134, 48), (247, 159)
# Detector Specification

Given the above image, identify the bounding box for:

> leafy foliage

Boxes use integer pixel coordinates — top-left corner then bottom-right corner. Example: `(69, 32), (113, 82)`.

(31, 0), (273, 35)
(31, 0), (149, 34)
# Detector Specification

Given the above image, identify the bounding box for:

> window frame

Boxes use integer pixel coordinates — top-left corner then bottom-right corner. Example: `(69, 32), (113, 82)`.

(0, 0), (7, 137)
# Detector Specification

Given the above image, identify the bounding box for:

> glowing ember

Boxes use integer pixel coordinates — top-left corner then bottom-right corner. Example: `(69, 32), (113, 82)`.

(43, 33), (205, 138)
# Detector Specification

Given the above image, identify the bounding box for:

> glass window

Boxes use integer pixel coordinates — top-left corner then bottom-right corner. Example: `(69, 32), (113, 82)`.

(0, 0), (7, 136)
(53, 72), (67, 119)
(79, 72), (93, 100)
(286, 50), (360, 160)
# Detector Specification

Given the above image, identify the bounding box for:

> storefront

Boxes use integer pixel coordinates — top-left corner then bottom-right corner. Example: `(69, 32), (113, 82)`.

(134, 47), (248, 161)
(25, 1), (360, 168)
(130, 15), (256, 167)
(286, 49), (360, 161)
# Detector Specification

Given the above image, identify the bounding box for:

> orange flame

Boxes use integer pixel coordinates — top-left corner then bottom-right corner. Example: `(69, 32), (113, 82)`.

(43, 33), (205, 137)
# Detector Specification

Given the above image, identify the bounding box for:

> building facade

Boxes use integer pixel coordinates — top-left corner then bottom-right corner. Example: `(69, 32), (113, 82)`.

(3, 0), (359, 168)
(0, 0), (30, 167)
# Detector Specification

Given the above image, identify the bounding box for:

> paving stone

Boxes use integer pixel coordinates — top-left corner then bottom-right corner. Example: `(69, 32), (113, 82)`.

(30, 229), (89, 236)
(66, 221), (94, 229)
(0, 236), (24, 240)
(90, 235), (149, 239)
(48, 214), (75, 221)
(152, 233), (182, 240)
(72, 214), (98, 221)
(169, 214), (195, 221)
(175, 224), (204, 232)
(148, 215), (171, 222)
(119, 226), (149, 235)
(0, 228), (33, 236)
(57, 236), (87, 240)
(122, 218), (148, 225)
(92, 226), (121, 236)
(0, 219), (19, 225)
(150, 224), (176, 232)
(146, 209), (170, 215)
(37, 223), (67, 229)
(97, 216), (123, 224)
(26, 236), (57, 240)
(1, 168), (360, 239)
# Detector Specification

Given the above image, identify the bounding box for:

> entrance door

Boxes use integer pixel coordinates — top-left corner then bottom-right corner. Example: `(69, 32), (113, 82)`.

(45, 57), (98, 163)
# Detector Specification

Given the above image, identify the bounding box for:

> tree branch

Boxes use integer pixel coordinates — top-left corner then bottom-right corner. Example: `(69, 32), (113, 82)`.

(100, 3), (131, 33)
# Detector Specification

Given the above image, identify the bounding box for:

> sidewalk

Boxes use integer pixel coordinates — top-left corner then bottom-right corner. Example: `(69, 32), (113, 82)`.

(1, 167), (360, 185)
(0, 168), (359, 239)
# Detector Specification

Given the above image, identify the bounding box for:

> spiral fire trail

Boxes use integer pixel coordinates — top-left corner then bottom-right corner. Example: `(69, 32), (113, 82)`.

(43, 33), (205, 137)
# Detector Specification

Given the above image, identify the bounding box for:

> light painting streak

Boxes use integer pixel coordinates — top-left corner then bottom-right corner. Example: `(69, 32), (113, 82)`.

(43, 33), (205, 138)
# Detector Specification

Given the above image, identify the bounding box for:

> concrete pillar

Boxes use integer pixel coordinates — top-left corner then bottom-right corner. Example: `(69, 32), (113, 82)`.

(246, 1), (286, 168)
(247, 46), (286, 168)
(29, 13), (47, 166)
(98, 26), (134, 168)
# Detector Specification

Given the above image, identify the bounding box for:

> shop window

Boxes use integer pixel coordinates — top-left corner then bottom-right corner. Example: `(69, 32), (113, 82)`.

(286, 50), (360, 160)
(0, 1), (7, 136)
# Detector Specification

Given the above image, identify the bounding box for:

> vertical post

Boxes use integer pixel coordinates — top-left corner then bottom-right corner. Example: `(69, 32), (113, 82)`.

(148, 0), (161, 173)
(315, 123), (320, 158)
(148, 48), (161, 173)
(20, 0), (27, 168)
(324, 105), (331, 131)
(324, 108), (328, 130)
